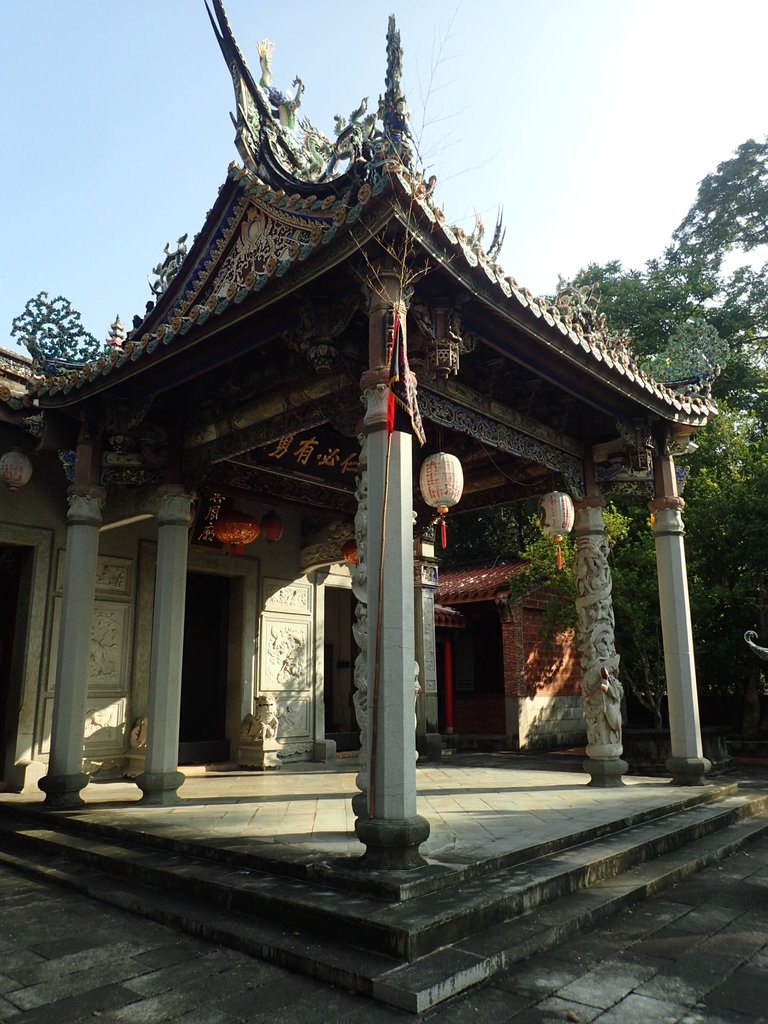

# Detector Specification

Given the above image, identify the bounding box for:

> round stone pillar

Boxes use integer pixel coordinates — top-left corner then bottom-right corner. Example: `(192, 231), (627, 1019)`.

(39, 487), (105, 809)
(650, 495), (710, 785)
(137, 488), (194, 805)
(573, 499), (628, 787)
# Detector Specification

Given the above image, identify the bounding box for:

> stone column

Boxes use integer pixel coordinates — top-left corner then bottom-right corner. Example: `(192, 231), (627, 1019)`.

(136, 487), (194, 805)
(414, 533), (441, 761)
(354, 276), (430, 869)
(574, 497), (628, 786)
(651, 449), (710, 785)
(39, 487), (105, 809)
(351, 433), (370, 818)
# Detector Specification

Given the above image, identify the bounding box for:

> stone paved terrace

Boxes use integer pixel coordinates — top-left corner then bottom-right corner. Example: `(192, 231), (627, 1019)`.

(1, 751), (758, 868)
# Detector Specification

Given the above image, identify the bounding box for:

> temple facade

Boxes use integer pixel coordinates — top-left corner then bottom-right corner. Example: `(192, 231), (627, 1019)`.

(0, 1), (715, 867)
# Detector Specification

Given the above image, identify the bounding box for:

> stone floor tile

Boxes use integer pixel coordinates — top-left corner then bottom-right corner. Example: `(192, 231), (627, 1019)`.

(506, 995), (602, 1023)
(592, 992), (691, 1023)
(554, 960), (658, 1010)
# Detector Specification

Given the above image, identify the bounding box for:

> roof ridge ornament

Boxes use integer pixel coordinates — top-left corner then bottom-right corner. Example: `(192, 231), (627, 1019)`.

(206, 1), (416, 187)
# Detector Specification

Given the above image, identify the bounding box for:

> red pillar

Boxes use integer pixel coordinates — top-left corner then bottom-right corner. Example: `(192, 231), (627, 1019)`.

(443, 638), (455, 734)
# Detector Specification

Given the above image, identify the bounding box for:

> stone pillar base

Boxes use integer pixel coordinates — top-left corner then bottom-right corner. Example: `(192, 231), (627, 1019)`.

(124, 753), (146, 780)
(313, 739), (337, 763)
(666, 755), (711, 786)
(583, 757), (628, 787)
(136, 770), (185, 805)
(352, 791), (369, 820)
(416, 733), (444, 762)
(39, 771), (89, 809)
(238, 739), (280, 771)
(355, 814), (430, 870)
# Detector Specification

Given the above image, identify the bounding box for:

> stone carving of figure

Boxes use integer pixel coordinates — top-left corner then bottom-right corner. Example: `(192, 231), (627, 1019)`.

(129, 715), (148, 750)
(254, 694), (279, 740)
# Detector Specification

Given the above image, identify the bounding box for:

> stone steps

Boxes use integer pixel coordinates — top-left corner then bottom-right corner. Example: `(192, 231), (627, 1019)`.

(0, 787), (766, 1013)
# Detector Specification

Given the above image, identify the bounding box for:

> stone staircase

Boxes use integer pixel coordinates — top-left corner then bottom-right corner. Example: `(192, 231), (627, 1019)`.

(0, 784), (767, 1013)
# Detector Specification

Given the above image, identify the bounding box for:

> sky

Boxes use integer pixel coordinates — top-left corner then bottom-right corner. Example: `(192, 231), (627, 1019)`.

(1, 0), (767, 355)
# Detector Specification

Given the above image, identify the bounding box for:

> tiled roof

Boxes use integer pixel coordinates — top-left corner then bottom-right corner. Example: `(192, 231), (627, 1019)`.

(434, 603), (466, 629)
(437, 562), (523, 603)
(18, 158), (718, 428)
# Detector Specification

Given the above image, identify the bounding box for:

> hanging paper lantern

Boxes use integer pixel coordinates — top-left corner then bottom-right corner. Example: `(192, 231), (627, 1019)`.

(0, 450), (33, 492)
(419, 453), (464, 549)
(539, 491), (574, 570)
(342, 538), (358, 565)
(212, 511), (261, 555)
(261, 509), (283, 542)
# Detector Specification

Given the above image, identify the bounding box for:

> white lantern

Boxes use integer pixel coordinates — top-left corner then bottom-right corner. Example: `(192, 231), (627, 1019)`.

(0, 450), (33, 492)
(419, 453), (464, 512)
(539, 491), (574, 538)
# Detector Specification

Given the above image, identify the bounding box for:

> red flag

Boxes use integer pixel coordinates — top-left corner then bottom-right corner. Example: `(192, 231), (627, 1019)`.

(387, 309), (425, 445)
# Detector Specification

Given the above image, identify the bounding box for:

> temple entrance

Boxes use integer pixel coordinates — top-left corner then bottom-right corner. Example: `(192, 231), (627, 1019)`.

(0, 545), (24, 782)
(179, 572), (231, 764)
(323, 586), (357, 751)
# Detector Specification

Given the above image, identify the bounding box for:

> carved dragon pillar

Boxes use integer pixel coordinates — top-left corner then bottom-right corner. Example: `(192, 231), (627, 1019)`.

(573, 496), (628, 786)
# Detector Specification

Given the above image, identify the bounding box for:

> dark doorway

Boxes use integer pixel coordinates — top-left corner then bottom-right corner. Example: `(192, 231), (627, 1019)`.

(323, 586), (357, 751)
(0, 545), (24, 776)
(179, 572), (231, 764)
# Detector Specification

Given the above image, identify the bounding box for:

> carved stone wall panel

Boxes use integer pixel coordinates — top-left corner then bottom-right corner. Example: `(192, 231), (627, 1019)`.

(87, 603), (130, 692)
(56, 553), (133, 597)
(260, 615), (311, 692)
(421, 589), (438, 694)
(83, 697), (128, 754)
(276, 697), (311, 737)
(263, 578), (312, 615)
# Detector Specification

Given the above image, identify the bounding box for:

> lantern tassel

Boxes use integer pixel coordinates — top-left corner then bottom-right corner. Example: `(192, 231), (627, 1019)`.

(440, 516), (447, 549)
(556, 543), (563, 571)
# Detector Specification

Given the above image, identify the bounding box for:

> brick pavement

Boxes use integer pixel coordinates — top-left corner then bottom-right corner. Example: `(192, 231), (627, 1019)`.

(0, 830), (766, 1022)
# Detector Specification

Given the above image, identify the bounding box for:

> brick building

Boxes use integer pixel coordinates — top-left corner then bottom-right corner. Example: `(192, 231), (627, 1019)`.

(436, 563), (582, 750)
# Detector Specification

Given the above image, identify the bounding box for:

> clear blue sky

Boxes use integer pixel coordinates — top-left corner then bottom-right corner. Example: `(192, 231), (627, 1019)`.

(1, 0), (767, 353)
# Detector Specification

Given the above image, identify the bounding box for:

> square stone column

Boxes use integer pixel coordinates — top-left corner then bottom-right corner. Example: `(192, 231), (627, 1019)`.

(651, 449), (710, 785)
(354, 280), (429, 869)
(39, 487), (105, 809)
(137, 488), (194, 805)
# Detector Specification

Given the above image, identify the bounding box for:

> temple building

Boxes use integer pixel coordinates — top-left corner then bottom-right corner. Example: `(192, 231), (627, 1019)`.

(0, 1), (715, 869)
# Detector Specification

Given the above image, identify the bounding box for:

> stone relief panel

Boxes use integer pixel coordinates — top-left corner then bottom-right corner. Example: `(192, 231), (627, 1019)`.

(46, 599), (131, 695)
(421, 589), (438, 694)
(83, 698), (128, 753)
(263, 578), (312, 615)
(276, 697), (311, 737)
(56, 553), (132, 597)
(88, 603), (130, 692)
(260, 616), (310, 692)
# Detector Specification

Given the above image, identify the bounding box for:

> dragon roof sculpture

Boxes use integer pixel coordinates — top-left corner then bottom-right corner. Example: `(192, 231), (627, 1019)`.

(205, 0), (410, 192)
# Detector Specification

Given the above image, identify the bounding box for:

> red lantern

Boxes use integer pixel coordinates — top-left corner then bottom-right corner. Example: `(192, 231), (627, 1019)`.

(261, 509), (283, 542)
(342, 538), (358, 565)
(539, 491), (574, 570)
(419, 453), (464, 549)
(0, 449), (33, 492)
(212, 511), (261, 555)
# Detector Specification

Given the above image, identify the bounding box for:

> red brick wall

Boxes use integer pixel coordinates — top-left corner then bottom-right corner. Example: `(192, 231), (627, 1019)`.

(500, 595), (579, 700)
(454, 693), (506, 734)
